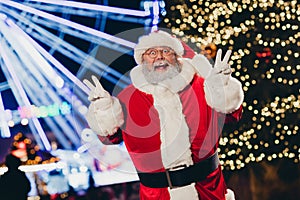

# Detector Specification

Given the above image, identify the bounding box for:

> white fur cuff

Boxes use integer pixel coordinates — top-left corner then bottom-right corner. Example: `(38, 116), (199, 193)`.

(204, 77), (244, 114)
(190, 54), (212, 78)
(85, 97), (124, 136)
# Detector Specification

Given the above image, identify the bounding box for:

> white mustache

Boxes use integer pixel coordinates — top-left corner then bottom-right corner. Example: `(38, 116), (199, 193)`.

(153, 60), (169, 67)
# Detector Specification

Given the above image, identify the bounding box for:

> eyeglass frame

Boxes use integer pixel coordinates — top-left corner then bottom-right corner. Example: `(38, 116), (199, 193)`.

(142, 47), (176, 59)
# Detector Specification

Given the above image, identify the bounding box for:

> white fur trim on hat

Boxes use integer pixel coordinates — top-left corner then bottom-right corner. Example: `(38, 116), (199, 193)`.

(134, 31), (184, 65)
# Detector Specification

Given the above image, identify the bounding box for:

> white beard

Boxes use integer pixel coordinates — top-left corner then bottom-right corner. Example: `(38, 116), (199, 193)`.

(142, 60), (181, 84)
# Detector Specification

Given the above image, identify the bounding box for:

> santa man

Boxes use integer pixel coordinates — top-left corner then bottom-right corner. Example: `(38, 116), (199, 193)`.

(84, 30), (244, 200)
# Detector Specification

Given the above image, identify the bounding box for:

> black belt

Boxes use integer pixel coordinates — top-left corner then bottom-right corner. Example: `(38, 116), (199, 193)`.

(137, 152), (220, 189)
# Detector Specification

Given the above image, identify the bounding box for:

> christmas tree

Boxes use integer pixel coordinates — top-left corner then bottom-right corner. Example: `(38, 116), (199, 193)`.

(161, 0), (300, 199)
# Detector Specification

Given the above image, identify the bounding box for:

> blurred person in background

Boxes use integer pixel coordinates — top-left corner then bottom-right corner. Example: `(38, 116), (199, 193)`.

(0, 153), (31, 200)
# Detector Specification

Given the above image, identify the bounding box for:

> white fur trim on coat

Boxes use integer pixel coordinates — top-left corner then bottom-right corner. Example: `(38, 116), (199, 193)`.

(189, 53), (212, 78)
(130, 60), (196, 169)
(152, 86), (193, 168)
(169, 183), (199, 200)
(131, 61), (199, 200)
(85, 97), (124, 136)
(225, 188), (236, 200)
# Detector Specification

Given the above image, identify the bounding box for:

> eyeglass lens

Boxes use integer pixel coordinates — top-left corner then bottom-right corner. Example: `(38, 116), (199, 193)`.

(145, 48), (173, 58)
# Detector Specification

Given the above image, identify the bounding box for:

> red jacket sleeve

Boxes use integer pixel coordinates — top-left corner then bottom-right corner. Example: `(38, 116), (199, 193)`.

(225, 105), (243, 123)
(97, 129), (123, 145)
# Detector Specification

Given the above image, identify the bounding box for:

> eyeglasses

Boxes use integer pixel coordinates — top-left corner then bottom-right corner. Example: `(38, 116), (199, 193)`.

(143, 48), (175, 58)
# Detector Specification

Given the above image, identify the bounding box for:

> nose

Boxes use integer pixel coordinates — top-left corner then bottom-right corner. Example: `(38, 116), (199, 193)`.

(156, 50), (165, 60)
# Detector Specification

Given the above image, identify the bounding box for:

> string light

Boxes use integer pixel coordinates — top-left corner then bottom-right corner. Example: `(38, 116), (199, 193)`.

(163, 0), (300, 170)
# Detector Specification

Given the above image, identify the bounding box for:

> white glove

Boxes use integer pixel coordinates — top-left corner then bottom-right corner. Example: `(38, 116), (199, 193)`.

(83, 75), (112, 109)
(206, 49), (232, 87)
(83, 75), (124, 136)
(204, 49), (244, 113)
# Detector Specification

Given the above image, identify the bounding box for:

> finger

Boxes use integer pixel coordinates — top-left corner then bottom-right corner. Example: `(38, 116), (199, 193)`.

(83, 79), (95, 91)
(215, 49), (222, 67)
(222, 50), (232, 64)
(92, 75), (104, 90)
(91, 75), (110, 98)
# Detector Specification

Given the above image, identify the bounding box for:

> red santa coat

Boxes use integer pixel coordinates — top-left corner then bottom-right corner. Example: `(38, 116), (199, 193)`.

(100, 59), (242, 200)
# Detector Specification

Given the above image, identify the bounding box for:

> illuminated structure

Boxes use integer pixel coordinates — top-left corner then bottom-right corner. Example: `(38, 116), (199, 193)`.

(162, 0), (300, 170)
(0, 1), (168, 196)
(0, 0), (166, 152)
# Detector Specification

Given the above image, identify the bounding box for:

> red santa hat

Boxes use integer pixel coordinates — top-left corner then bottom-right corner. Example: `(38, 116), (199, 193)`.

(134, 30), (184, 65)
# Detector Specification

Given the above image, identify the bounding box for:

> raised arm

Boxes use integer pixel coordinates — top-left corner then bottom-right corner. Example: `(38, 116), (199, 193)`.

(188, 47), (244, 114)
(83, 75), (124, 136)
(204, 49), (244, 113)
